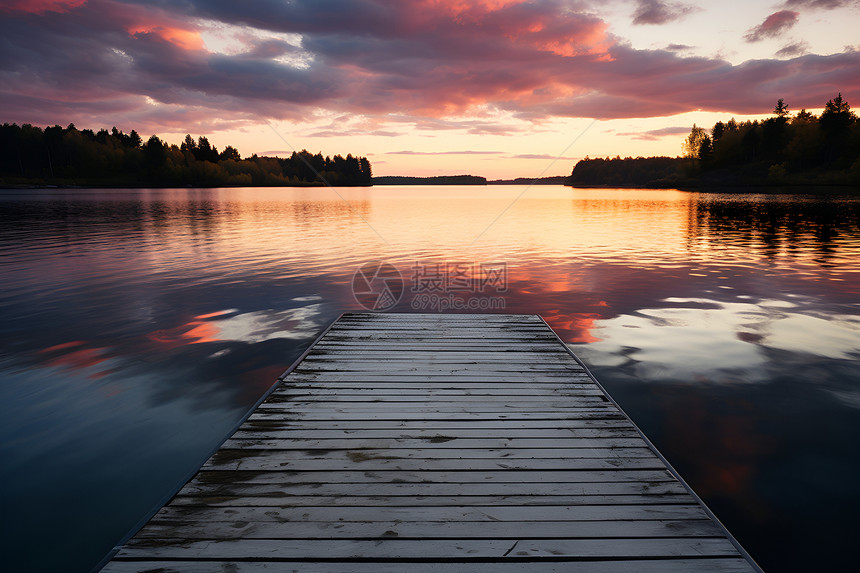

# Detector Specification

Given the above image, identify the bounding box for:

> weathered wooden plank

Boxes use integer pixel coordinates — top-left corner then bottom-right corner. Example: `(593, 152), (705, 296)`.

(102, 559), (757, 573)
(325, 327), (556, 334)
(189, 469), (678, 485)
(330, 324), (551, 329)
(265, 393), (608, 403)
(148, 504), (709, 524)
(246, 410), (627, 421)
(277, 380), (593, 388)
(203, 455), (663, 471)
(282, 378), (588, 389)
(300, 355), (579, 361)
(257, 405), (613, 414)
(325, 325), (552, 330)
(297, 353), (581, 361)
(299, 360), (580, 368)
(115, 537), (739, 560)
(265, 398), (611, 406)
(180, 480), (688, 497)
(234, 425), (635, 437)
(239, 417), (631, 430)
(313, 329), (561, 337)
(275, 389), (599, 397)
(313, 343), (563, 350)
(340, 321), (538, 325)
(324, 329), (558, 335)
(302, 352), (578, 361)
(134, 518), (724, 539)
(277, 382), (597, 390)
(288, 368), (590, 376)
(329, 326), (553, 330)
(308, 346), (569, 352)
(322, 334), (561, 341)
(253, 407), (616, 416)
(212, 443), (654, 456)
(230, 428), (641, 440)
(202, 453), (661, 472)
(271, 390), (602, 398)
(293, 364), (585, 372)
(326, 323), (555, 330)
(168, 493), (696, 508)
(220, 436), (644, 449)
(261, 398), (610, 407)
(273, 381), (603, 399)
(258, 399), (609, 408)
(333, 319), (544, 324)
(337, 313), (542, 320)
(284, 373), (591, 382)
(330, 322), (546, 327)
(332, 315), (545, 322)
(330, 319), (550, 325)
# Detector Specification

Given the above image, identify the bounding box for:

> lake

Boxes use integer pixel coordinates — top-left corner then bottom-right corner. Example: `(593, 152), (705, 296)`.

(1, 185), (859, 572)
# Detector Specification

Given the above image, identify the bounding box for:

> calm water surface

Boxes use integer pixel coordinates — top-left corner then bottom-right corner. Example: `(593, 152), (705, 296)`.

(1, 186), (859, 572)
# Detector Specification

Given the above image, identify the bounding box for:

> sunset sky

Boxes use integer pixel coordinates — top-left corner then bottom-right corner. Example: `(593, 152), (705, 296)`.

(1, 0), (859, 178)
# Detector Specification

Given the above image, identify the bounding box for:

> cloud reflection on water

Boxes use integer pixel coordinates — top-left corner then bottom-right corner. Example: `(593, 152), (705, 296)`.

(147, 303), (323, 347)
(575, 296), (860, 385)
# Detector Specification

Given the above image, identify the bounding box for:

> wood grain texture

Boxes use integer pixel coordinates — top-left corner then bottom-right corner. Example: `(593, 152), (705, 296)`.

(100, 313), (758, 572)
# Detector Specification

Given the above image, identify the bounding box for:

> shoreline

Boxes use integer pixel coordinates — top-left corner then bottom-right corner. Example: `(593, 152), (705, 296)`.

(3, 182), (858, 193)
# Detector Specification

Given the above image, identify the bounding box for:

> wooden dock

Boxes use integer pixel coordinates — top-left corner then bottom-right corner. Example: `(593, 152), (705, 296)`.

(100, 313), (761, 572)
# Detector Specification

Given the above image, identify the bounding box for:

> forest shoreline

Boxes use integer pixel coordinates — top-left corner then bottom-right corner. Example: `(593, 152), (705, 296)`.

(3, 181), (857, 193)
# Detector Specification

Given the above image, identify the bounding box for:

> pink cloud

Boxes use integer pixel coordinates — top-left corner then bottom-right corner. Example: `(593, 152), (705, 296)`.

(744, 10), (800, 42)
(0, 0), (858, 134)
(129, 25), (205, 51)
(617, 126), (691, 141)
(0, 0), (86, 14)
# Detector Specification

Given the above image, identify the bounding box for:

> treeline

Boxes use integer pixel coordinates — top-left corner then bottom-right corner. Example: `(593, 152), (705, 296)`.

(682, 94), (859, 185)
(568, 93), (860, 188)
(568, 156), (685, 187)
(0, 123), (372, 187)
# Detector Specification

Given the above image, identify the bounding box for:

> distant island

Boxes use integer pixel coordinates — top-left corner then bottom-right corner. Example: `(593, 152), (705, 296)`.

(569, 93), (859, 188)
(372, 175), (569, 185)
(489, 176), (571, 185)
(0, 124), (372, 188)
(373, 175), (487, 185)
